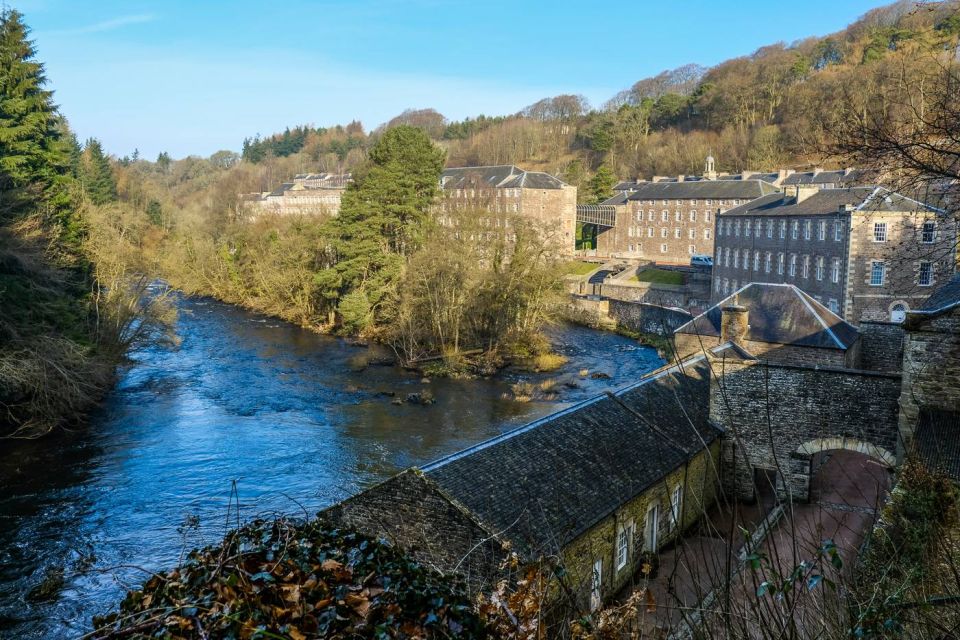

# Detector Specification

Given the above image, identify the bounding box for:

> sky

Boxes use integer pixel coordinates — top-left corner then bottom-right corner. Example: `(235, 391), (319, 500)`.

(18, 0), (888, 159)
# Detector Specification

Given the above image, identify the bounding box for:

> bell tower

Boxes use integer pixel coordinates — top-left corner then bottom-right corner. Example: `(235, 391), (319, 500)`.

(704, 154), (717, 181)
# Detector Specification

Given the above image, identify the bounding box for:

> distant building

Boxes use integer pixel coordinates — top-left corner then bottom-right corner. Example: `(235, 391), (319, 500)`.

(438, 165), (577, 252)
(246, 173), (352, 217)
(589, 160), (778, 263)
(710, 186), (956, 322)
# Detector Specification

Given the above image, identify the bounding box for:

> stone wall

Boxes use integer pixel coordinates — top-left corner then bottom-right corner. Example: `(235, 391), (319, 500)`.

(608, 300), (692, 336)
(857, 321), (904, 372)
(599, 279), (710, 311)
(321, 469), (510, 593)
(711, 361), (901, 502)
(898, 307), (960, 455)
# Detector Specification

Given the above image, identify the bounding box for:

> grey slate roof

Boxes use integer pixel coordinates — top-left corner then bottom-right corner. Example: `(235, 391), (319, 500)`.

(420, 356), (721, 555)
(624, 180), (779, 201)
(720, 187), (941, 217)
(600, 192), (629, 205)
(441, 165), (567, 190)
(781, 169), (865, 186)
(675, 283), (859, 350)
(912, 273), (960, 316)
(913, 409), (960, 481)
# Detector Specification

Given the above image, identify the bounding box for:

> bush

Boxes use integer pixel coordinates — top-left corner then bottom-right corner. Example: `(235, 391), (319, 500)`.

(337, 290), (373, 335)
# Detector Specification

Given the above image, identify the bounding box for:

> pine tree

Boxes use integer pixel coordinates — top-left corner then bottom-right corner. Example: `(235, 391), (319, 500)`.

(79, 137), (117, 205)
(587, 164), (616, 204)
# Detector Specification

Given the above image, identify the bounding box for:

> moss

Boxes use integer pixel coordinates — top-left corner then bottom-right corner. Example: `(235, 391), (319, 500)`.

(627, 268), (686, 286)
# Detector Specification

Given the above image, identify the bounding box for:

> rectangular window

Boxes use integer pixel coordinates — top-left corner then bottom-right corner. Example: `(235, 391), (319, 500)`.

(831, 258), (840, 283)
(690, 199), (697, 205)
(723, 278), (730, 294)
(704, 229), (711, 240)
(919, 261), (933, 286)
(616, 521), (633, 570)
(591, 559), (602, 611)
(834, 221), (842, 242)
(645, 504), (660, 551)
(780, 220), (786, 239)
(828, 299), (839, 314)
(726, 220), (732, 235)
(675, 211), (682, 222)
(661, 228), (668, 238)
(764, 252), (772, 273)
(745, 220), (752, 237)
(660, 243), (667, 253)
(922, 221), (935, 243)
(690, 210), (697, 222)
(802, 255), (810, 278)
(670, 486), (683, 529)
(818, 221), (825, 241)
(705, 211), (712, 222)
(735, 220), (741, 236)
(689, 228), (696, 240)
(815, 256), (824, 281)
(754, 251), (761, 271)
(688, 244), (696, 254)
(767, 219), (774, 238)
(715, 278), (722, 293)
(731, 279), (738, 291)
(792, 221), (799, 239)
(674, 228), (681, 239)
(804, 220), (812, 240)
(733, 249), (739, 269)
(870, 261), (885, 286)
(874, 222), (887, 242)
(724, 247), (730, 267)
(648, 210), (654, 221)
(661, 210), (669, 222)
(789, 254), (797, 277)
(777, 253), (785, 275)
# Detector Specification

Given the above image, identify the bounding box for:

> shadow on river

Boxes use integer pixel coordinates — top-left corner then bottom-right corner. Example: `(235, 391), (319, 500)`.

(0, 294), (663, 638)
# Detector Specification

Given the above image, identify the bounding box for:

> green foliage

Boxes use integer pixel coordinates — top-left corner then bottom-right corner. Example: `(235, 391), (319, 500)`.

(79, 138), (117, 205)
(337, 289), (372, 335)
(585, 164), (615, 204)
(92, 517), (486, 639)
(629, 268), (686, 285)
(242, 125), (319, 162)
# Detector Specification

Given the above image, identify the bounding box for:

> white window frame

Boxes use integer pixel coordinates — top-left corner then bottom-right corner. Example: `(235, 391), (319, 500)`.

(831, 258), (840, 284)
(777, 253), (785, 275)
(789, 254), (797, 277)
(873, 222), (887, 243)
(591, 558), (602, 611)
(870, 261), (885, 286)
(919, 261), (933, 286)
(921, 221), (936, 244)
(804, 220), (812, 240)
(817, 221), (825, 241)
(767, 219), (773, 238)
(616, 520), (633, 570)
(834, 221), (843, 241)
(802, 255), (810, 279)
(645, 503), (660, 552)
(815, 256), (824, 281)
(764, 252), (772, 273)
(670, 486), (683, 529)
(754, 251), (761, 271)
(780, 220), (786, 239)
(792, 220), (799, 239)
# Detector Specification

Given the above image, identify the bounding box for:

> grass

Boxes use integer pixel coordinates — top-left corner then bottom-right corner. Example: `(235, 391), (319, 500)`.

(562, 260), (599, 276)
(627, 268), (686, 286)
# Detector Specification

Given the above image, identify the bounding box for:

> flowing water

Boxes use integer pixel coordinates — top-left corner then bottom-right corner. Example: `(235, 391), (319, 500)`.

(0, 295), (662, 638)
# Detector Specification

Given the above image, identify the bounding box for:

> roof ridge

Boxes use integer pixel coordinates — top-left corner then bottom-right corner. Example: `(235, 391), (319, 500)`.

(793, 287), (846, 349)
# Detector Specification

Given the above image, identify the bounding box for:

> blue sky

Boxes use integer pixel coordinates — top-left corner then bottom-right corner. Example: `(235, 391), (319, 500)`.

(19, 0), (886, 159)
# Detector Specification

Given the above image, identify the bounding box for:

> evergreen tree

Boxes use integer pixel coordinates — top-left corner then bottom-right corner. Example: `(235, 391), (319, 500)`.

(79, 137), (117, 205)
(586, 164), (616, 204)
(316, 125), (445, 325)
(0, 9), (70, 216)
(156, 151), (171, 172)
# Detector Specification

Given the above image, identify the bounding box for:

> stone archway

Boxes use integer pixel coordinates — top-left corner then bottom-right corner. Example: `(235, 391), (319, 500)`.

(789, 438), (895, 502)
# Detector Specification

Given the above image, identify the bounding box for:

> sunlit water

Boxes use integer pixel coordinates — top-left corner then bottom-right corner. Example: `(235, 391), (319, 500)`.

(0, 295), (662, 638)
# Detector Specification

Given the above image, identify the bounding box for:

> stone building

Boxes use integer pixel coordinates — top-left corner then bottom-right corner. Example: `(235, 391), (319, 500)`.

(593, 178), (778, 263)
(899, 274), (960, 472)
(246, 172), (351, 217)
(710, 186), (956, 322)
(438, 165), (577, 253)
(324, 354), (724, 610)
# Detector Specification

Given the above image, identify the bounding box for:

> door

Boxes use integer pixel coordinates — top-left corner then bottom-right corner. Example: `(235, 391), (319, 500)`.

(645, 504), (659, 551)
(590, 558), (602, 611)
(890, 303), (907, 323)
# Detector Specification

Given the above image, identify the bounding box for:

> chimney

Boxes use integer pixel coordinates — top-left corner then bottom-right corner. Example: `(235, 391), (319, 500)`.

(677, 174), (685, 182)
(720, 297), (750, 345)
(652, 176), (666, 183)
(794, 185), (819, 203)
(812, 167), (823, 176)
(843, 167), (853, 176)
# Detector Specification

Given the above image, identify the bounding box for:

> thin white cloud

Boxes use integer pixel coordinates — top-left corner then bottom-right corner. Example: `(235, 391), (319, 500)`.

(44, 14), (156, 36)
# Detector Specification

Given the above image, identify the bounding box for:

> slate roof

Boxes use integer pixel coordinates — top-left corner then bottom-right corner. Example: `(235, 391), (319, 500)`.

(913, 409), (960, 482)
(420, 356), (721, 555)
(910, 273), (960, 317)
(600, 192), (629, 205)
(675, 283), (859, 350)
(441, 165), (567, 190)
(720, 187), (942, 217)
(781, 169), (865, 186)
(624, 180), (779, 201)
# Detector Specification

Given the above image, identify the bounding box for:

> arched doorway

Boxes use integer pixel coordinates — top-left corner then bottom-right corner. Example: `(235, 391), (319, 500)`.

(890, 302), (907, 323)
(794, 438), (895, 504)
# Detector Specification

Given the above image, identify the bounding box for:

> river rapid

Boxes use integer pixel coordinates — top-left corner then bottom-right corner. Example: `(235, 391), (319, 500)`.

(0, 294), (662, 638)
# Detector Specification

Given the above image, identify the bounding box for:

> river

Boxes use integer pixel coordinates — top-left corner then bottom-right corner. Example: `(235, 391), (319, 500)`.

(0, 294), (662, 638)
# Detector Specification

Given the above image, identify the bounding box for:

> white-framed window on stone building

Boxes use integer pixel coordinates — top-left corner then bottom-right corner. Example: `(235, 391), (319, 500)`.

(745, 220), (752, 237)
(674, 228), (681, 239)
(628, 244), (634, 252)
(660, 243), (668, 253)
(780, 220), (787, 239)
(662, 199), (668, 205)
(815, 256), (824, 281)
(764, 252), (772, 273)
(726, 220), (732, 235)
(919, 261), (933, 286)
(616, 519), (634, 571)
(647, 227), (653, 237)
(675, 211), (682, 222)
(661, 228), (668, 238)
(754, 251), (761, 271)
(733, 249), (739, 268)
(834, 221), (843, 241)
(731, 279), (738, 291)
(706, 211), (712, 222)
(670, 485), (683, 529)
(724, 247), (730, 267)
(648, 210), (655, 221)
(792, 220), (799, 239)
(704, 229), (711, 240)
(767, 219), (774, 238)
(691, 199), (697, 205)
(745, 253), (751, 271)
(818, 221), (826, 241)
(688, 229), (696, 240)
(778, 253), (785, 275)
(690, 210), (697, 222)
(628, 227), (634, 237)
(804, 220), (812, 240)
(723, 278), (730, 294)
(661, 210), (669, 222)
(715, 278), (722, 293)
(688, 245), (696, 254)
(706, 199), (713, 206)
(870, 261), (885, 286)
(735, 220), (741, 236)
(590, 558), (602, 611)
(874, 222), (887, 242)
(831, 258), (841, 283)
(645, 503), (660, 551)
(802, 255), (810, 279)
(789, 254), (797, 277)
(922, 221), (936, 243)
(828, 298), (840, 314)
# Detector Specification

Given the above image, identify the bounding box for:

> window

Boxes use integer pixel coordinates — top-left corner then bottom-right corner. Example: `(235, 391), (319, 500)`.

(715, 278), (722, 293)
(745, 220), (752, 237)
(648, 227), (654, 237)
(724, 247), (730, 267)
(780, 220), (786, 239)
(725, 220), (732, 235)
(731, 279), (738, 291)
(616, 520), (634, 570)
(648, 210), (655, 221)
(690, 210), (697, 222)
(675, 211), (682, 222)
(645, 504), (660, 551)
(777, 253), (785, 275)
(674, 228), (681, 239)
(744, 252), (750, 271)
(792, 221), (799, 239)
(735, 220), (741, 236)
(662, 199), (668, 205)
(873, 222), (887, 242)
(834, 221), (843, 242)
(891, 303), (907, 323)
(767, 219), (774, 238)
(754, 251), (761, 271)
(831, 258), (840, 283)
(733, 249), (739, 269)
(704, 229), (711, 240)
(688, 244), (696, 254)
(590, 558), (602, 611)
(688, 228), (696, 240)
(723, 278), (729, 294)
(690, 199), (697, 205)
(818, 221), (825, 241)
(804, 220), (812, 240)
(828, 299), (839, 314)
(764, 252), (772, 273)
(661, 228), (668, 238)
(660, 243), (668, 253)
(802, 255), (810, 278)
(628, 227), (634, 237)
(870, 261), (885, 286)
(919, 261), (933, 286)
(789, 254), (797, 277)
(670, 486), (683, 529)
(705, 211), (712, 222)
(815, 256), (824, 281)
(922, 221), (936, 243)
(705, 199), (713, 205)
(661, 210), (669, 222)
